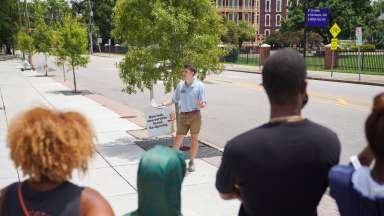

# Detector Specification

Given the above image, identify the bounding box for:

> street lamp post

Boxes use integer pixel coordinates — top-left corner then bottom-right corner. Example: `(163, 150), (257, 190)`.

(88, 0), (93, 54)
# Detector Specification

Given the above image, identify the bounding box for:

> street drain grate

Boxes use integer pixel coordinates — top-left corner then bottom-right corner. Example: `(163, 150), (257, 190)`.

(135, 137), (222, 159)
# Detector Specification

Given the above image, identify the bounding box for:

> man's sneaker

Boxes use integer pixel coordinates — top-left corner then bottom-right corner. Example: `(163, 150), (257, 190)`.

(188, 161), (195, 172)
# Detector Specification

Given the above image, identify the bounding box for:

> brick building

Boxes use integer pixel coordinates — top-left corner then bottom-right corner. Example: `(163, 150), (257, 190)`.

(215, 0), (289, 43)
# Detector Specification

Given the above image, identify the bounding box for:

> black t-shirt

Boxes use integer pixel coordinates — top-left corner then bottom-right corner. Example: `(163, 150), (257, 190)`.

(216, 119), (341, 216)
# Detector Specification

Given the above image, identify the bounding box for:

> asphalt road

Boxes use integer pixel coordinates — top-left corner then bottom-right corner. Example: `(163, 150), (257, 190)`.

(32, 54), (383, 163)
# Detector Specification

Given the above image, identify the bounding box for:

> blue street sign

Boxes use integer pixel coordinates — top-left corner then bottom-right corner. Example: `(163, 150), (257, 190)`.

(305, 8), (329, 28)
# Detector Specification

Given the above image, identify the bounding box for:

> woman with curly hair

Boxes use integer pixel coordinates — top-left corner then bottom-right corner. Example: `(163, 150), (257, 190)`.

(0, 107), (114, 216)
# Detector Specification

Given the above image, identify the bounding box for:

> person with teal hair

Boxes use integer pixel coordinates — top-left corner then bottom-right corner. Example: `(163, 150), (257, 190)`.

(124, 145), (186, 216)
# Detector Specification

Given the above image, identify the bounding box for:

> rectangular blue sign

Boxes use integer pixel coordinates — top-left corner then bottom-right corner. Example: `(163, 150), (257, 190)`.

(305, 8), (329, 28)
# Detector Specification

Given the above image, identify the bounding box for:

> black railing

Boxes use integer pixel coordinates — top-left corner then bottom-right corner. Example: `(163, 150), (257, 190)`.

(337, 50), (384, 74)
(224, 48), (260, 66)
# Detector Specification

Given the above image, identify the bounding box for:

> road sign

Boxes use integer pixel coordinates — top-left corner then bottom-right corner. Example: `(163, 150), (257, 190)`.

(145, 106), (171, 137)
(330, 23), (341, 38)
(97, 37), (102, 44)
(331, 38), (338, 51)
(305, 8), (329, 28)
(355, 27), (363, 46)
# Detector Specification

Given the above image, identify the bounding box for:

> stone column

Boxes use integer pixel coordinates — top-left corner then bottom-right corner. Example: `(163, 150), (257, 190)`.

(260, 44), (271, 66)
(324, 44), (339, 70)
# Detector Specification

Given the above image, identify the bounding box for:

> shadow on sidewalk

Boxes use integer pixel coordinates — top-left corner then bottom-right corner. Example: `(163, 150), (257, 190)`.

(47, 90), (94, 96)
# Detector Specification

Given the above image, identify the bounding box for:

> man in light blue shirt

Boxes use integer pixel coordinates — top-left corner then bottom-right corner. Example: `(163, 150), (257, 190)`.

(162, 64), (207, 172)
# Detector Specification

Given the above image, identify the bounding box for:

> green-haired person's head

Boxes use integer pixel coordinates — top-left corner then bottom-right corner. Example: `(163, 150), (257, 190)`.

(124, 145), (186, 216)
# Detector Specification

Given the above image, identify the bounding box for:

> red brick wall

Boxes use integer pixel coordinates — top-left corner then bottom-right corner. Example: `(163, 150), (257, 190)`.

(259, 0), (287, 35)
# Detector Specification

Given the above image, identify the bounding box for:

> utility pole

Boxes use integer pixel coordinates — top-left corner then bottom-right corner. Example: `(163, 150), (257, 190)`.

(303, 0), (307, 59)
(88, 0), (93, 54)
(24, 0), (30, 30)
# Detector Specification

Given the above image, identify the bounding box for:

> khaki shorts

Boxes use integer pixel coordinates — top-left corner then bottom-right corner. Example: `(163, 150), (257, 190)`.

(177, 111), (202, 135)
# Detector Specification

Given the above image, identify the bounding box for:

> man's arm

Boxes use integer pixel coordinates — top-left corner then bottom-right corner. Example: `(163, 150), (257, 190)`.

(216, 144), (241, 201)
(196, 84), (207, 109)
(163, 84), (180, 107)
(162, 100), (175, 107)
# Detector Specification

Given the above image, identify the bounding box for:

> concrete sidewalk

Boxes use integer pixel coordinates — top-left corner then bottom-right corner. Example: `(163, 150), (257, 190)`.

(0, 59), (339, 216)
(0, 59), (240, 216)
(225, 64), (384, 86)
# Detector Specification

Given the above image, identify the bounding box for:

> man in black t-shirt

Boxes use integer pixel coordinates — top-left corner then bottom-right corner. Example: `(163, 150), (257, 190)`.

(215, 49), (341, 216)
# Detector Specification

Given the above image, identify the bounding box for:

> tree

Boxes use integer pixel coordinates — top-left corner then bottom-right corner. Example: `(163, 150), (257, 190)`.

(112, 0), (224, 95)
(33, 19), (55, 76)
(0, 0), (20, 54)
(16, 31), (35, 67)
(221, 20), (256, 48)
(221, 21), (239, 45)
(60, 16), (89, 92)
(238, 21), (256, 48)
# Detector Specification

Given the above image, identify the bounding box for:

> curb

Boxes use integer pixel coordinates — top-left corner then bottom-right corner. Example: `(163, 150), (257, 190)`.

(224, 69), (384, 87)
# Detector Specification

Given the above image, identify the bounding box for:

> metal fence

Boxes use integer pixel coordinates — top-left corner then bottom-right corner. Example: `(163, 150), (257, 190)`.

(93, 45), (128, 54)
(224, 47), (384, 75)
(224, 48), (260, 66)
(337, 50), (384, 73)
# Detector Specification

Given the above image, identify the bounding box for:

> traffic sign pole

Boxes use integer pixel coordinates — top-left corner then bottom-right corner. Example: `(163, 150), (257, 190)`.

(356, 27), (363, 81)
(329, 23), (341, 77)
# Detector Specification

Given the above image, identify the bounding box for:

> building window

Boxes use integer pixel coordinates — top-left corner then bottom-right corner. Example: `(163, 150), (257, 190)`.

(265, 29), (270, 37)
(276, 14), (282, 26)
(265, 14), (270, 26)
(244, 0), (252, 8)
(265, 0), (271, 12)
(276, 0), (282, 12)
(228, 13), (233, 20)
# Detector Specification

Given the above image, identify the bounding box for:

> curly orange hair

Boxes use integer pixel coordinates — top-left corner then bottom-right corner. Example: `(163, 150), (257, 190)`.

(7, 107), (95, 182)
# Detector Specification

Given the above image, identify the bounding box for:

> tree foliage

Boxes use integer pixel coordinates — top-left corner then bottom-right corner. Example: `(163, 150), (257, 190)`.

(70, 0), (116, 44)
(113, 0), (224, 94)
(221, 20), (256, 48)
(16, 31), (35, 54)
(0, 0), (20, 53)
(33, 20), (55, 55)
(28, 0), (72, 26)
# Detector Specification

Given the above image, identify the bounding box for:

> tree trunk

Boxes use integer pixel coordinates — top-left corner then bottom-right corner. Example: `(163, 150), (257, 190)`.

(28, 53), (34, 70)
(44, 53), (48, 76)
(62, 64), (66, 81)
(72, 67), (77, 93)
(5, 44), (11, 54)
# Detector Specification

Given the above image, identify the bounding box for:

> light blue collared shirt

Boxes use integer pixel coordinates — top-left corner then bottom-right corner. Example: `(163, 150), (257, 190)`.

(172, 80), (206, 113)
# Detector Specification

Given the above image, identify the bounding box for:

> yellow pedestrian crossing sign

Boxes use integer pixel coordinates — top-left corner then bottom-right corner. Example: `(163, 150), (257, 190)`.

(330, 23), (341, 38)
(331, 38), (338, 51)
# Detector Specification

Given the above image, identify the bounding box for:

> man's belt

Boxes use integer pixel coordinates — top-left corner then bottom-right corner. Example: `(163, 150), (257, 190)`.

(180, 110), (200, 114)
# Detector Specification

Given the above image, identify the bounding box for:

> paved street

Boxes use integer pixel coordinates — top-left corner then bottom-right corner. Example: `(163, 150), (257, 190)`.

(33, 54), (383, 163)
